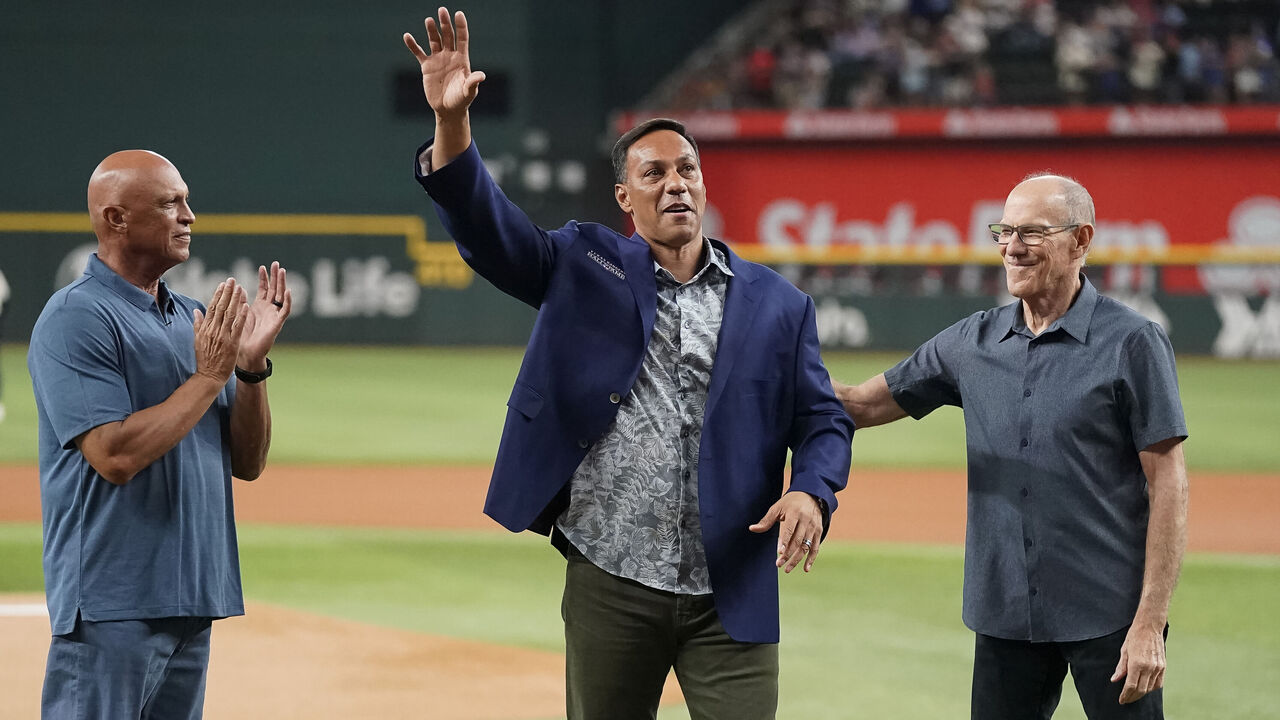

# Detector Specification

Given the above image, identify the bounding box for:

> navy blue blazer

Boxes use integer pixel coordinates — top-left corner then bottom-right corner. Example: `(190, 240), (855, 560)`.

(416, 141), (853, 643)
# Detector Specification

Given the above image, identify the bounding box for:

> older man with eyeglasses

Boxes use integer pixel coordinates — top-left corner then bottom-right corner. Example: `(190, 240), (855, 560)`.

(832, 173), (1188, 720)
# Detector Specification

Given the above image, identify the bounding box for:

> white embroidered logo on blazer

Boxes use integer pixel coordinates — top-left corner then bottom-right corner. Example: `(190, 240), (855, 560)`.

(587, 250), (626, 280)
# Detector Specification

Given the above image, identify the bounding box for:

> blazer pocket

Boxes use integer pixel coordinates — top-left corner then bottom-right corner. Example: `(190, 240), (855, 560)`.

(507, 382), (545, 420)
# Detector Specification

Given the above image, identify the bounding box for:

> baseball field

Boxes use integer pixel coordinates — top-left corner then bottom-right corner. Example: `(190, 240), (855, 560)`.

(1, 344), (1277, 719)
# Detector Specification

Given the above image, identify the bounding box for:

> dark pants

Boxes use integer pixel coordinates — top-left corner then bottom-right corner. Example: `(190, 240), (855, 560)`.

(42, 616), (214, 720)
(972, 626), (1166, 720)
(562, 547), (779, 720)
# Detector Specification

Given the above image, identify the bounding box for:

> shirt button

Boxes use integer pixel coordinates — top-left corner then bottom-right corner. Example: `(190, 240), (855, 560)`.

(680, 428), (689, 438)
(683, 470), (691, 480)
(1030, 587), (1038, 596)
(1025, 538), (1033, 548)
(577, 439), (588, 449)
(1020, 438), (1029, 448)
(1020, 488), (1029, 498)
(1023, 389), (1032, 398)
(608, 392), (621, 404)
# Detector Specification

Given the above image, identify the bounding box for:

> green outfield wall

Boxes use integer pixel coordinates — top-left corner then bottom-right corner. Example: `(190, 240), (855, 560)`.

(1, 226), (1272, 356)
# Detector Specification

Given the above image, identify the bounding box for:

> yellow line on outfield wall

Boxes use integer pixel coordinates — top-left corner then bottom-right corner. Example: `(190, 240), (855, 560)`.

(3, 212), (1277, 267)
(732, 244), (1280, 266)
(0, 212), (473, 289)
(0, 211), (423, 236)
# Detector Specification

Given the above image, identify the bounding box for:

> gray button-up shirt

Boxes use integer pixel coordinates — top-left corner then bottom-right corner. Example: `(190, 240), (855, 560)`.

(557, 240), (732, 595)
(885, 275), (1187, 642)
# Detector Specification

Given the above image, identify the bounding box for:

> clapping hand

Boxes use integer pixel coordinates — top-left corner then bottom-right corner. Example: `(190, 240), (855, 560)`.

(237, 262), (291, 372)
(193, 279), (247, 384)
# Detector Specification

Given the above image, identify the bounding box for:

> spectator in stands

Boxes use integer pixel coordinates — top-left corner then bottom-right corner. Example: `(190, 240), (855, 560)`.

(655, 0), (1280, 110)
(1129, 26), (1168, 101)
(743, 43), (779, 107)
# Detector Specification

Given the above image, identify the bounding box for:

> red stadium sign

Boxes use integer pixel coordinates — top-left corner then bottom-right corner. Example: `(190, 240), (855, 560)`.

(687, 138), (1280, 297)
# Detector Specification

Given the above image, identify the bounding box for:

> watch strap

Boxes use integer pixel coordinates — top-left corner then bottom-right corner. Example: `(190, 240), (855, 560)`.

(235, 357), (272, 384)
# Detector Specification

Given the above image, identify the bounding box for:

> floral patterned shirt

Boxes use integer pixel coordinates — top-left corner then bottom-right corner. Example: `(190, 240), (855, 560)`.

(556, 240), (733, 594)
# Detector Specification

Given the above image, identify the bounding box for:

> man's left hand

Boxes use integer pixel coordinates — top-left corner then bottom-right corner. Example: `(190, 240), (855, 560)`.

(749, 492), (824, 573)
(238, 261), (291, 371)
(1110, 623), (1167, 704)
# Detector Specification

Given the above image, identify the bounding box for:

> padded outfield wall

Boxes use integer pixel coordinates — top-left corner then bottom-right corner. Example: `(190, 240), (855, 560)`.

(1, 3), (1277, 355)
(0, 0), (739, 345)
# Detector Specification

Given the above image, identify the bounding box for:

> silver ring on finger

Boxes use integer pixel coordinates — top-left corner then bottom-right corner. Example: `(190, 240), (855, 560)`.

(801, 538), (812, 551)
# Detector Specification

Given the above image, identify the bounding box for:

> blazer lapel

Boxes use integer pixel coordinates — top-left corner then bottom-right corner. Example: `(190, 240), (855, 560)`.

(705, 242), (761, 416)
(618, 233), (657, 346)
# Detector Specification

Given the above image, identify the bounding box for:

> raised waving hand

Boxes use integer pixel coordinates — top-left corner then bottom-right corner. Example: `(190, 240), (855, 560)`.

(403, 7), (485, 119)
(404, 7), (485, 166)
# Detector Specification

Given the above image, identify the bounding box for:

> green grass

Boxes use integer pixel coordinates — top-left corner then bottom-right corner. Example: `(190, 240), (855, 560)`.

(250, 346), (519, 464)
(0, 344), (520, 465)
(1, 523), (1276, 719)
(3, 345), (1279, 470)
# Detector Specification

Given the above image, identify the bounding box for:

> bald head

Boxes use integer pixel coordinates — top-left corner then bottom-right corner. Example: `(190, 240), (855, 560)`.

(88, 150), (184, 239)
(87, 150), (195, 285)
(1014, 172), (1095, 226)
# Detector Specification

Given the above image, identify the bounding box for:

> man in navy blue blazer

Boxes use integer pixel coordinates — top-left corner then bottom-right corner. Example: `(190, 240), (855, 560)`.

(406, 9), (853, 718)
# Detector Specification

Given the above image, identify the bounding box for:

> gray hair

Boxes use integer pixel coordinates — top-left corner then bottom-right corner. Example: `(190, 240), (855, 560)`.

(1020, 171), (1095, 225)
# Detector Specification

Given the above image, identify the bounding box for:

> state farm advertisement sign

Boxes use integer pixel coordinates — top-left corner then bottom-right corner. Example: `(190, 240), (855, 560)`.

(700, 141), (1279, 289)
(695, 141), (1280, 356)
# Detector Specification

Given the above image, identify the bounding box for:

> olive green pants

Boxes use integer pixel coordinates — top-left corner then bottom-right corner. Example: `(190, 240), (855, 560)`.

(561, 547), (778, 720)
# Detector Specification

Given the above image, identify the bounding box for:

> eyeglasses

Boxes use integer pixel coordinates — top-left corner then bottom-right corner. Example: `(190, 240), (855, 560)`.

(988, 223), (1080, 245)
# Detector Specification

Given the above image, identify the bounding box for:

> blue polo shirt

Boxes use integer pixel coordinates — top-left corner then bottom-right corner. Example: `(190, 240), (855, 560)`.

(28, 253), (244, 636)
(886, 275), (1187, 642)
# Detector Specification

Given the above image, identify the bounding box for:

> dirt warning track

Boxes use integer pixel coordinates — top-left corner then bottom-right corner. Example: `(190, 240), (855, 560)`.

(215, 465), (1279, 554)
(1, 464), (1274, 719)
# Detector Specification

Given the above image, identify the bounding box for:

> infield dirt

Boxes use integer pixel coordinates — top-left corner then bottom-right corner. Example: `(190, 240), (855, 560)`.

(1, 465), (1275, 718)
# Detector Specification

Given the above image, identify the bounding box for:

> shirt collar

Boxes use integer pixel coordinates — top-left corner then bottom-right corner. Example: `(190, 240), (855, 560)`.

(1001, 272), (1097, 343)
(85, 253), (176, 315)
(654, 238), (735, 285)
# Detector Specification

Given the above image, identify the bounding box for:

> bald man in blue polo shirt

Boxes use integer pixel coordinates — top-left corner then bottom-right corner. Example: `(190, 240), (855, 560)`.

(834, 173), (1189, 720)
(28, 150), (292, 720)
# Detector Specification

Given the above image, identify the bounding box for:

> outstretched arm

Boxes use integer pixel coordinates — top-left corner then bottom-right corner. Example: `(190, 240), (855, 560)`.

(403, 6), (486, 169)
(831, 373), (908, 428)
(1111, 436), (1188, 704)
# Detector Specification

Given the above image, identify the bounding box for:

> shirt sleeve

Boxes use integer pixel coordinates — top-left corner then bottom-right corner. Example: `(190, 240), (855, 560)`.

(1117, 322), (1188, 451)
(29, 303), (133, 449)
(417, 143), (434, 176)
(884, 317), (966, 419)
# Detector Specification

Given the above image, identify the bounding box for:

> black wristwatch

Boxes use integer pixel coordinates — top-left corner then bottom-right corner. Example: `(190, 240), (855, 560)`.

(235, 357), (272, 384)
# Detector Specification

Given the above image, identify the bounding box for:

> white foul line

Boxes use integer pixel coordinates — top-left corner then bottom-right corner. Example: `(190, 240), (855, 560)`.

(0, 603), (48, 617)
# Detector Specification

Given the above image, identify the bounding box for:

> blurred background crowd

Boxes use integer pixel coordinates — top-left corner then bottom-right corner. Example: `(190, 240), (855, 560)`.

(652, 0), (1280, 110)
